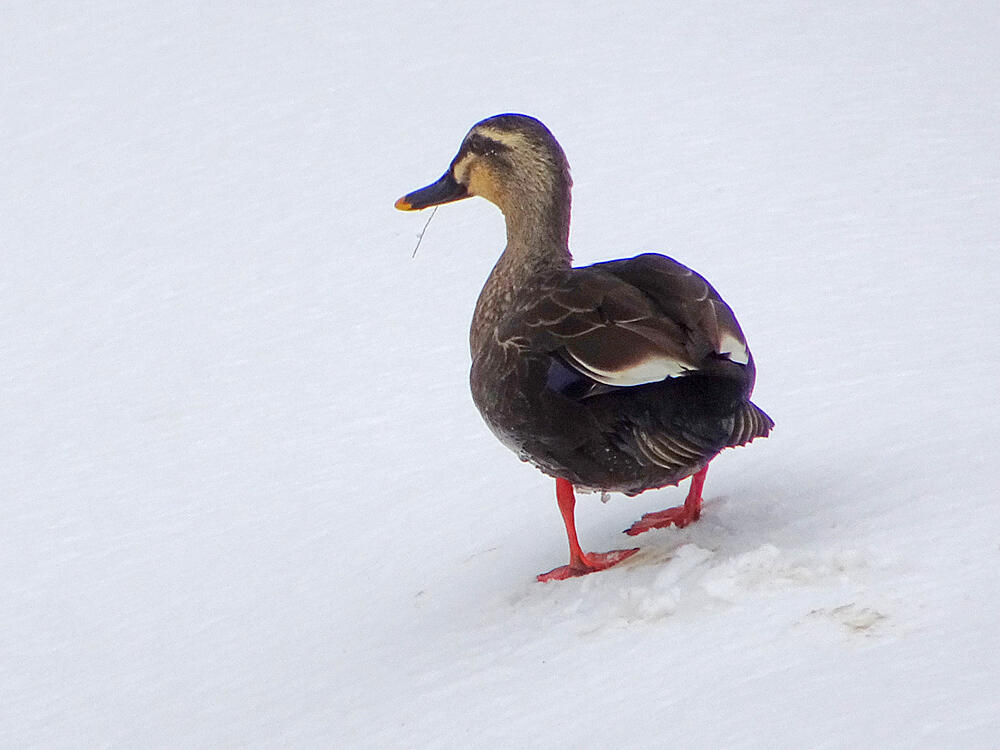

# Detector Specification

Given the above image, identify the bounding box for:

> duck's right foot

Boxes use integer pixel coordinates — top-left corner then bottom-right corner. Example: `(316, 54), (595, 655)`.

(624, 465), (709, 536)
(625, 505), (700, 535)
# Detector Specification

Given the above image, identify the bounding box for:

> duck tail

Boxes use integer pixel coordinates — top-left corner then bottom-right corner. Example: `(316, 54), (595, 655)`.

(729, 401), (774, 447)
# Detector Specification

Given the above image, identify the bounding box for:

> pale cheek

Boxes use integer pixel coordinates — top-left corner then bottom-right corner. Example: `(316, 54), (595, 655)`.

(452, 154), (473, 188)
(467, 169), (497, 201)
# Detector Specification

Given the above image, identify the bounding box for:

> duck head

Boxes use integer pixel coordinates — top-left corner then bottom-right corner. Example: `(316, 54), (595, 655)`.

(395, 114), (572, 241)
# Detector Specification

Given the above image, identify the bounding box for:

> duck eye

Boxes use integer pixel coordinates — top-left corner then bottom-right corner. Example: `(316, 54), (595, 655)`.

(468, 135), (499, 157)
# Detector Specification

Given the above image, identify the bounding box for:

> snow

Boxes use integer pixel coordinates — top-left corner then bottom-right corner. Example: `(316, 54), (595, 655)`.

(3, 2), (999, 748)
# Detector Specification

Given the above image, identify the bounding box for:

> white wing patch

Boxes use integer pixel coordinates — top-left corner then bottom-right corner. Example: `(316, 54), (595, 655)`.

(718, 332), (749, 365)
(565, 351), (691, 386)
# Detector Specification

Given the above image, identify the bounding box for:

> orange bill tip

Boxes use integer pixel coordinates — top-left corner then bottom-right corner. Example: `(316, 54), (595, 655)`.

(394, 196), (414, 211)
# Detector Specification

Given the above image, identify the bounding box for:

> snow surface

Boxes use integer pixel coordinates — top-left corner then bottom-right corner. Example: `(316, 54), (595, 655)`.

(3, 2), (1000, 748)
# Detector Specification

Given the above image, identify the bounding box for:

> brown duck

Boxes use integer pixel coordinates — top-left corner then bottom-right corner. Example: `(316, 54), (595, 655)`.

(396, 114), (772, 581)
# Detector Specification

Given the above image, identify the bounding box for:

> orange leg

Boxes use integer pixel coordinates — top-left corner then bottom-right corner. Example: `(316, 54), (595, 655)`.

(625, 464), (709, 537)
(537, 478), (639, 582)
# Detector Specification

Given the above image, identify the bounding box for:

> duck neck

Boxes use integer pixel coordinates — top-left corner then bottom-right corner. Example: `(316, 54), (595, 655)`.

(503, 193), (572, 264)
(470, 191), (572, 356)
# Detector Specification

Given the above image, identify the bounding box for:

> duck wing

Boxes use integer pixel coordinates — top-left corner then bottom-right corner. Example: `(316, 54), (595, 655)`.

(484, 253), (771, 487)
(501, 253), (753, 393)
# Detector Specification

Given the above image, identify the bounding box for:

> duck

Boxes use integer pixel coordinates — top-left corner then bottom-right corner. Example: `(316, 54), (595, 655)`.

(395, 114), (773, 582)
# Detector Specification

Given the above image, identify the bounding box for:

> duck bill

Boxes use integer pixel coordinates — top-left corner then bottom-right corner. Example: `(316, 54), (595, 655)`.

(394, 172), (469, 211)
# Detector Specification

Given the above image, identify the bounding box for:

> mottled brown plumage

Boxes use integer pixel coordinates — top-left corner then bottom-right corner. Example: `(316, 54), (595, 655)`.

(396, 114), (772, 581)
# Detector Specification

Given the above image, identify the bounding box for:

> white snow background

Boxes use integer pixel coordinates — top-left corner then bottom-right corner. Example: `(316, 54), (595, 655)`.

(3, 2), (999, 748)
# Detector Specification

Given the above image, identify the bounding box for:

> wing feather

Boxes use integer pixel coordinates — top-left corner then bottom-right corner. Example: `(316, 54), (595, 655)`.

(500, 253), (753, 390)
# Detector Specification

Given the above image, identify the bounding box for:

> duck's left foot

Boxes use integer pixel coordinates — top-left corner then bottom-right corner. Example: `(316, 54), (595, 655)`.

(624, 465), (709, 536)
(537, 548), (639, 582)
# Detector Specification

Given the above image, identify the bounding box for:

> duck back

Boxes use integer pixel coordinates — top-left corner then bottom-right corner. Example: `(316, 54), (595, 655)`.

(470, 252), (773, 494)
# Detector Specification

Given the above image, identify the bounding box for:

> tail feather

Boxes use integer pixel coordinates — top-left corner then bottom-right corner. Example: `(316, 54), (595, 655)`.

(730, 401), (774, 447)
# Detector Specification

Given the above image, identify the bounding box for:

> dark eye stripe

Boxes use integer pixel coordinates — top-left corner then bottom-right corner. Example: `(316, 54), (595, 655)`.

(466, 134), (509, 157)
